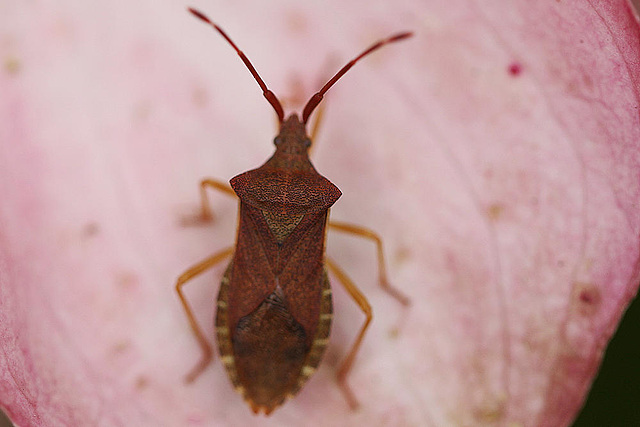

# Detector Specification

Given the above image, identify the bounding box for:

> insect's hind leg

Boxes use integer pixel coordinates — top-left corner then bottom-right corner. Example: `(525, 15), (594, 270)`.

(325, 257), (371, 410)
(175, 246), (234, 383)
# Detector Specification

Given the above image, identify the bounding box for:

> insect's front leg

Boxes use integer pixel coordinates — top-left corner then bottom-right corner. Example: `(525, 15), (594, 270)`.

(175, 247), (234, 383)
(182, 178), (236, 226)
(308, 103), (325, 154)
(199, 178), (236, 221)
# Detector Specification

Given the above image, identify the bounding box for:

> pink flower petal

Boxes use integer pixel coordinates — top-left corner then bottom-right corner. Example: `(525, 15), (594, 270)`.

(1, 1), (639, 426)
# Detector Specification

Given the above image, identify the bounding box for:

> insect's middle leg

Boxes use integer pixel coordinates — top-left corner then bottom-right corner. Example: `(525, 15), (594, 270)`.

(328, 221), (410, 306)
(175, 246), (234, 383)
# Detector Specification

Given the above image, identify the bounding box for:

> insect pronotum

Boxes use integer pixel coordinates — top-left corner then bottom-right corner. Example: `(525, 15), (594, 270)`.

(176, 7), (412, 415)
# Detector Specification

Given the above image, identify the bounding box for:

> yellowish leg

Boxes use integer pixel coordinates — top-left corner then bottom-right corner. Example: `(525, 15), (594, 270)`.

(308, 103), (325, 155)
(326, 257), (372, 410)
(175, 246), (234, 383)
(198, 178), (236, 221)
(329, 221), (410, 306)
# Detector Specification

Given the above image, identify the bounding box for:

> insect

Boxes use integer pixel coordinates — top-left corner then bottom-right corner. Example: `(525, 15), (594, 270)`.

(176, 7), (412, 415)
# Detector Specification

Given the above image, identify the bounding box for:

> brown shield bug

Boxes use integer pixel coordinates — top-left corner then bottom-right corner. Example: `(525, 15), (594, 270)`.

(176, 7), (411, 415)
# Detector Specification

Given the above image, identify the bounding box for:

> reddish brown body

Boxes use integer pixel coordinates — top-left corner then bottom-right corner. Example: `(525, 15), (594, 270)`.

(176, 7), (411, 416)
(217, 115), (340, 412)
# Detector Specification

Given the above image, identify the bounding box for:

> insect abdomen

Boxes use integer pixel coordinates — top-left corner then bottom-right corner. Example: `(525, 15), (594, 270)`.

(216, 265), (333, 414)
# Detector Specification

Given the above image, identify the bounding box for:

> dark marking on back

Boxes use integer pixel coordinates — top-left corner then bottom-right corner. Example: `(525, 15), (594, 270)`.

(233, 286), (309, 409)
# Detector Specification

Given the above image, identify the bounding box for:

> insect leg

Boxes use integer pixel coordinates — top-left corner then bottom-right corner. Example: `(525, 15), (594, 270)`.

(326, 257), (371, 410)
(199, 178), (236, 221)
(175, 246), (234, 383)
(328, 221), (410, 306)
(308, 103), (325, 154)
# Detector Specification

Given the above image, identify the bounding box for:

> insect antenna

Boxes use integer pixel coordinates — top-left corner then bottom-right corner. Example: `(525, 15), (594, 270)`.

(302, 31), (413, 124)
(189, 7), (285, 123)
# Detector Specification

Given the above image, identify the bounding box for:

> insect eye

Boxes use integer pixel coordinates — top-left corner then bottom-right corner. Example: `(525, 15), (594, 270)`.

(304, 138), (311, 148)
(274, 136), (283, 146)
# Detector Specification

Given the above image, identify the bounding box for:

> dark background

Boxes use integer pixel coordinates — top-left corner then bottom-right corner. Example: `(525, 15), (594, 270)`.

(571, 293), (640, 426)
